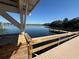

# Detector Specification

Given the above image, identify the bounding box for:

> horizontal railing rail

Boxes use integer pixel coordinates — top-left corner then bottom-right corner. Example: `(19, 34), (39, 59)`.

(32, 32), (79, 54)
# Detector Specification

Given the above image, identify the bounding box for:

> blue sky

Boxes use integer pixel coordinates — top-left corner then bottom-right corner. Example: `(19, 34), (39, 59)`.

(0, 0), (79, 24)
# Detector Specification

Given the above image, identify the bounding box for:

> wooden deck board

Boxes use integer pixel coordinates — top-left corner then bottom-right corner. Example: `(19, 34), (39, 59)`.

(33, 36), (79, 59)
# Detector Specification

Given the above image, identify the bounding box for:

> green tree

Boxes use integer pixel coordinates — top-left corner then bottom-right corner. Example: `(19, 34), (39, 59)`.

(63, 18), (69, 28)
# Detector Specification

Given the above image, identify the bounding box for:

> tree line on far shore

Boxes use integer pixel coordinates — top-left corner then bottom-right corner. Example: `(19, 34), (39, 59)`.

(44, 17), (79, 31)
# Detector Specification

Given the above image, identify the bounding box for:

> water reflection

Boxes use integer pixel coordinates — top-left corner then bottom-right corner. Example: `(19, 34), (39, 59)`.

(25, 25), (55, 38)
(0, 25), (63, 38)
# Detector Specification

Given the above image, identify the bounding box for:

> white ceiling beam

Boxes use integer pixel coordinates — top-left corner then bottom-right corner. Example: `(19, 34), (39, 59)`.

(0, 3), (19, 13)
(0, 0), (17, 6)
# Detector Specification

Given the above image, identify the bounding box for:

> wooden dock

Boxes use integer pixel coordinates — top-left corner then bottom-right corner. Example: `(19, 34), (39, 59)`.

(1, 0), (79, 59)
(0, 32), (79, 59)
(33, 34), (79, 59)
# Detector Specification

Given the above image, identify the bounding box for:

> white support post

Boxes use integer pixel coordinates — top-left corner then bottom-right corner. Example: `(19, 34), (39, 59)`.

(19, 0), (27, 33)
(19, 0), (32, 59)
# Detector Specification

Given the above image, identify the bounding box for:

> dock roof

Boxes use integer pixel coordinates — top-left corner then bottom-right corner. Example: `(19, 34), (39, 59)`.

(0, 0), (39, 13)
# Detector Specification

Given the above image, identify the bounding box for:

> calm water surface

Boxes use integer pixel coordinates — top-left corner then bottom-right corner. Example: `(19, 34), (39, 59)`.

(0, 25), (60, 38)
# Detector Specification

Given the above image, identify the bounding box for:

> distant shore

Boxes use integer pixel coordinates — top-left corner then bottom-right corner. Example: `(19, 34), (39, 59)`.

(44, 17), (79, 32)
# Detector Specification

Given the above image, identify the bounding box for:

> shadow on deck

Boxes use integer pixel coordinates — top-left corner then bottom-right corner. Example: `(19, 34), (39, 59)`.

(0, 34), (22, 59)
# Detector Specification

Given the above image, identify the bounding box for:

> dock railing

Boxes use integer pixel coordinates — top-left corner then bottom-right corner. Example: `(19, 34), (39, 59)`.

(32, 32), (79, 57)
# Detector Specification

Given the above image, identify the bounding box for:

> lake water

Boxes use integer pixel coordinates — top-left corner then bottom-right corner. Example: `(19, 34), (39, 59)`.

(0, 25), (62, 38)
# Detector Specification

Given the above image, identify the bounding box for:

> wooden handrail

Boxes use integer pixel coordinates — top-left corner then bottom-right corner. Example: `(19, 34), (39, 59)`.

(32, 32), (78, 53)
(32, 32), (73, 44)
